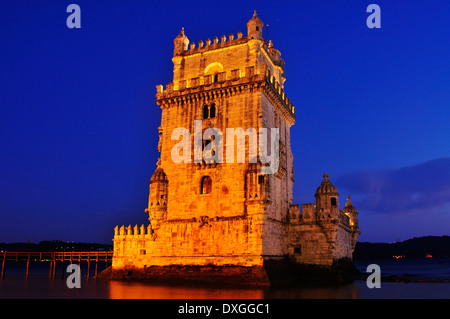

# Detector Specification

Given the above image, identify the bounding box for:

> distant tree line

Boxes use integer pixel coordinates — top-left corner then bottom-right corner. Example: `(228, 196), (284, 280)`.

(354, 236), (450, 260)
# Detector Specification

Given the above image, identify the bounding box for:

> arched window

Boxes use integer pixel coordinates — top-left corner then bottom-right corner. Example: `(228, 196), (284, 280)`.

(214, 74), (219, 83)
(203, 105), (209, 119)
(200, 176), (212, 194)
(209, 103), (216, 118)
(204, 62), (223, 76)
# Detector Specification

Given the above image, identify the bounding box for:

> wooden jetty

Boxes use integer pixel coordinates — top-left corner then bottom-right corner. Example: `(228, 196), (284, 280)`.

(0, 251), (113, 279)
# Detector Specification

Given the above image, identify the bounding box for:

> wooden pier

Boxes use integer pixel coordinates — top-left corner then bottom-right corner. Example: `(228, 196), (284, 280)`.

(0, 251), (113, 279)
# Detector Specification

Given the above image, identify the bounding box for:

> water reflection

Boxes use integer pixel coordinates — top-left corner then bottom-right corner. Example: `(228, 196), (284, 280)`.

(107, 281), (265, 299)
(3, 260), (450, 298)
(2, 276), (449, 299)
(0, 264), (361, 299)
(105, 280), (362, 299)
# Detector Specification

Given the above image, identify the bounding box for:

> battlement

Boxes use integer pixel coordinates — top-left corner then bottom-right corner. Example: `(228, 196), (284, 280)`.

(156, 65), (295, 117)
(175, 31), (248, 57)
(264, 68), (295, 116)
(302, 203), (316, 210)
(175, 32), (284, 71)
(113, 224), (154, 239)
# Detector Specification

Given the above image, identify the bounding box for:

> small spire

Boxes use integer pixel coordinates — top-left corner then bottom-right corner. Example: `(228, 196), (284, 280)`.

(346, 194), (352, 207)
(253, 10), (258, 18)
(177, 27), (185, 38)
(323, 172), (329, 180)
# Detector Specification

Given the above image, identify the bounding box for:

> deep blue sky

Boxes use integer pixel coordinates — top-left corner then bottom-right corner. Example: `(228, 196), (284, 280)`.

(1, 1), (449, 244)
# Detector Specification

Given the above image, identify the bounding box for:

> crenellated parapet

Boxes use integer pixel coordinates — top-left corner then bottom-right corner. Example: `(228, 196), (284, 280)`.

(113, 224), (156, 241)
(175, 31), (247, 57)
(263, 68), (295, 119)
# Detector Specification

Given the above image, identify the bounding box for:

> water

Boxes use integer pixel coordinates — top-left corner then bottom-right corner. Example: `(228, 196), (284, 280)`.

(1, 259), (449, 299)
(354, 258), (450, 282)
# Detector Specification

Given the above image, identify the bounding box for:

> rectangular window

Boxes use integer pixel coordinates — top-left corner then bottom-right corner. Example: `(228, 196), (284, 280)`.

(191, 77), (199, 87)
(246, 66), (254, 77)
(258, 175), (265, 184)
(231, 69), (240, 80)
(331, 197), (337, 206)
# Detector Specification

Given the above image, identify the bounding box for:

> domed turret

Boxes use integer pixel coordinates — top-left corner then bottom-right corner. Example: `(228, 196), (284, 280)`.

(315, 173), (338, 196)
(343, 194), (359, 230)
(315, 173), (339, 220)
(173, 27), (189, 56)
(150, 167), (168, 183)
(247, 10), (264, 41)
(147, 167), (169, 230)
(343, 194), (361, 251)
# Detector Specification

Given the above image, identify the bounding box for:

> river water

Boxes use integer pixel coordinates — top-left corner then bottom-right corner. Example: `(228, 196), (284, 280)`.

(0, 259), (449, 299)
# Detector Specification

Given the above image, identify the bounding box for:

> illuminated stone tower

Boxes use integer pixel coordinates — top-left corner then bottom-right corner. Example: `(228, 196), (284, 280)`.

(109, 12), (359, 285)
(150, 10), (295, 264)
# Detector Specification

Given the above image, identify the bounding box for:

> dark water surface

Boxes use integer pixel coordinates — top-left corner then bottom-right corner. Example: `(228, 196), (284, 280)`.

(0, 259), (449, 299)
(354, 258), (450, 282)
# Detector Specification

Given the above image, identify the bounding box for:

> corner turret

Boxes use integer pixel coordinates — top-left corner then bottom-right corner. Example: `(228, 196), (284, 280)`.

(247, 10), (264, 41)
(146, 166), (168, 230)
(343, 194), (361, 251)
(343, 194), (359, 230)
(173, 27), (189, 56)
(315, 173), (340, 220)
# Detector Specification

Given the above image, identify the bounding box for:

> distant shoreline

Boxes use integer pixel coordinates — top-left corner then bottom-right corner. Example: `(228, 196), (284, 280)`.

(356, 272), (450, 284)
(354, 257), (450, 284)
(0, 240), (112, 252)
(354, 235), (450, 260)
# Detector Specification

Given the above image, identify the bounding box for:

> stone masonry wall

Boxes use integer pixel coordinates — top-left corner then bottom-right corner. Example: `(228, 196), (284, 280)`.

(112, 216), (264, 269)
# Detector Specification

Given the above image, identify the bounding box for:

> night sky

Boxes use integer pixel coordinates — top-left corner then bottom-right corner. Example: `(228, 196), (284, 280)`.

(1, 1), (449, 244)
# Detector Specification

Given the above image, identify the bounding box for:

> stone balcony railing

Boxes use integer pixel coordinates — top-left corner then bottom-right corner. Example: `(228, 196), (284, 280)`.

(156, 65), (295, 118)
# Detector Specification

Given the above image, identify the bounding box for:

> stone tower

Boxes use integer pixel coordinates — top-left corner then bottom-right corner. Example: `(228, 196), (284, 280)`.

(109, 12), (359, 285)
(151, 10), (295, 263)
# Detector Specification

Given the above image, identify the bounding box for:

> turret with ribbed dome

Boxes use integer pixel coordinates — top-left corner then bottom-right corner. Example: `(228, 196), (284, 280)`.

(315, 173), (340, 220)
(247, 10), (264, 40)
(173, 27), (189, 56)
(315, 173), (338, 195)
(343, 194), (359, 231)
(146, 166), (168, 230)
(343, 194), (361, 252)
(150, 166), (167, 183)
